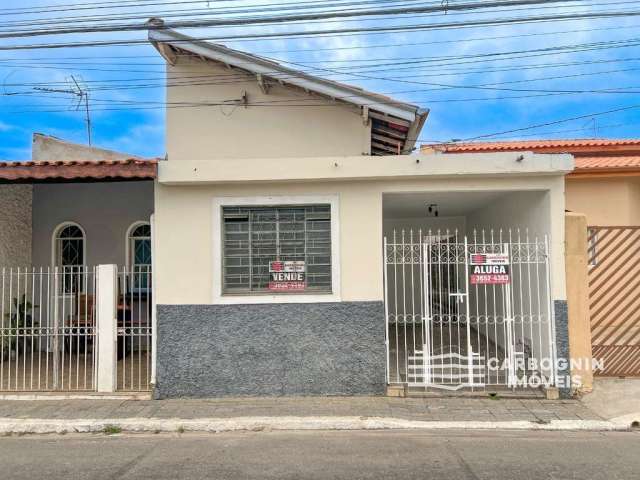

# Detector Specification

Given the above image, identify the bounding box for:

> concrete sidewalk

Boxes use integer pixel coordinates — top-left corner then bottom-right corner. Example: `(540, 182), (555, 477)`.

(0, 396), (629, 434)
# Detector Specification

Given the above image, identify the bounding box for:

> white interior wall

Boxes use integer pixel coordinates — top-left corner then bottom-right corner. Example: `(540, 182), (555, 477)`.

(466, 190), (551, 238)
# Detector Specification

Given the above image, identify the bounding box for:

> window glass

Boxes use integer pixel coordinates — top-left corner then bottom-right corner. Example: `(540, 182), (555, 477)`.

(128, 223), (152, 291)
(55, 224), (85, 293)
(222, 205), (331, 294)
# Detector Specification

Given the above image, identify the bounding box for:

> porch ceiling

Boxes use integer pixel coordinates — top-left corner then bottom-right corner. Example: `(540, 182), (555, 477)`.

(0, 159), (157, 183)
(383, 191), (511, 218)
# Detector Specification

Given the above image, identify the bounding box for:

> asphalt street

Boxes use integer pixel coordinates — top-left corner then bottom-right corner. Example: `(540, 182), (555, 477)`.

(2, 430), (639, 480)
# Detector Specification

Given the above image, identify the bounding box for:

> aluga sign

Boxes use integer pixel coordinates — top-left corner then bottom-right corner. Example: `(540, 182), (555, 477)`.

(469, 252), (510, 285)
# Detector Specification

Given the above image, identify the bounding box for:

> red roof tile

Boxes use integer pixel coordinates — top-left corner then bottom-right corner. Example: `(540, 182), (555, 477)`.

(422, 139), (640, 153)
(574, 156), (640, 171)
(421, 138), (640, 174)
(0, 158), (157, 182)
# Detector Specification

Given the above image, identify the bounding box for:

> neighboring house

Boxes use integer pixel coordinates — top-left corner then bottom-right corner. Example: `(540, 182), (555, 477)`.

(0, 23), (575, 398)
(423, 139), (640, 379)
(0, 134), (156, 392)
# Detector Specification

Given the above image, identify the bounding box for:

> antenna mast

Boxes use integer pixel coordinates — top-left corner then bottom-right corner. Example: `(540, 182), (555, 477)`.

(34, 75), (92, 145)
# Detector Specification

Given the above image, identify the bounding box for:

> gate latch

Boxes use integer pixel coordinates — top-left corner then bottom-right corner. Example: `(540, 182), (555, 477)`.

(448, 292), (466, 303)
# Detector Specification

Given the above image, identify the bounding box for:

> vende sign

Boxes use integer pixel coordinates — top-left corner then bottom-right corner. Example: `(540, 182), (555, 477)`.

(269, 261), (306, 291)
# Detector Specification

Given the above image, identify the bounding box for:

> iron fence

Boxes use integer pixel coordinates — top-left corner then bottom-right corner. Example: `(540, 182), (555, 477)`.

(117, 266), (152, 391)
(384, 229), (556, 391)
(0, 266), (97, 391)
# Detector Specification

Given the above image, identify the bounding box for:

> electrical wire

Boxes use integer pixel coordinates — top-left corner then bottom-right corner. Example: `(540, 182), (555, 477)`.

(3, 7), (640, 49)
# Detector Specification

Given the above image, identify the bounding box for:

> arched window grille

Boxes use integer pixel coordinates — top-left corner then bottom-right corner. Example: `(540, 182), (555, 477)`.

(127, 222), (151, 292)
(54, 223), (85, 293)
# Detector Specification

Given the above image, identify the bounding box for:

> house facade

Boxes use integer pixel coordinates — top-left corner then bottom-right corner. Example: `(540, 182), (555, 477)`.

(149, 26), (572, 398)
(0, 25), (575, 398)
(423, 139), (640, 381)
(0, 134), (156, 393)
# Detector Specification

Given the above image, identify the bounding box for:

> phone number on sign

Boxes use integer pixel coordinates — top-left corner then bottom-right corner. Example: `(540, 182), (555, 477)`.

(469, 274), (510, 285)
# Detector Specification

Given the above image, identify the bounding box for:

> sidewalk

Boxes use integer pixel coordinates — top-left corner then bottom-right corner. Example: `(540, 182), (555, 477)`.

(0, 396), (628, 434)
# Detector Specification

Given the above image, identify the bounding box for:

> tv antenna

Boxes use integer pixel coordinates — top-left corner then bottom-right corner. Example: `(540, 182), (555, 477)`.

(34, 75), (92, 145)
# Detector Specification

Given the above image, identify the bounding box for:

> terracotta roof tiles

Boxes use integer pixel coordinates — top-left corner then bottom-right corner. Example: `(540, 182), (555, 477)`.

(0, 158), (157, 182)
(423, 139), (640, 153)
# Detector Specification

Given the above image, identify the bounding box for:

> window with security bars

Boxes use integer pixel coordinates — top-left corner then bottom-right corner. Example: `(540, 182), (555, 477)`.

(55, 224), (85, 294)
(222, 205), (332, 294)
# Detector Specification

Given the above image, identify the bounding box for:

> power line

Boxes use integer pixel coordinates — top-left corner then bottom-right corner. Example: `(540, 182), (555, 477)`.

(1, 0), (630, 33)
(3, 6), (637, 50)
(0, 0), (430, 30)
(0, 0), (221, 14)
(2, 21), (638, 62)
(4, 32), (640, 78)
(460, 104), (640, 141)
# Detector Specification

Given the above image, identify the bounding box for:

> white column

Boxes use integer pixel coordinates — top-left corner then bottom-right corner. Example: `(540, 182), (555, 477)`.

(150, 213), (157, 387)
(97, 264), (117, 393)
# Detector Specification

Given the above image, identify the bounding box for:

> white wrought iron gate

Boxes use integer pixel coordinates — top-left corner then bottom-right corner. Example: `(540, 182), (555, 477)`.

(0, 266), (153, 393)
(384, 229), (556, 391)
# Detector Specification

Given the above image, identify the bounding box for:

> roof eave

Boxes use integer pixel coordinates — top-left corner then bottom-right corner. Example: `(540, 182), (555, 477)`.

(0, 160), (158, 182)
(148, 28), (421, 124)
(402, 108), (429, 154)
(568, 167), (640, 178)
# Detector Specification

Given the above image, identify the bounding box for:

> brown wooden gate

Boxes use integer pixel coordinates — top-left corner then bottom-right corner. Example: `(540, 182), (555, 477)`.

(588, 226), (640, 376)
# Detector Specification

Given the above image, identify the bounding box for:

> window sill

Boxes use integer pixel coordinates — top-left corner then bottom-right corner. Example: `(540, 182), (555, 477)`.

(212, 292), (341, 305)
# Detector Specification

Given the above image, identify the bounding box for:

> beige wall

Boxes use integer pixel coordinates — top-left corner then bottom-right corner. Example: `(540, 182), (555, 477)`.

(154, 173), (567, 305)
(566, 176), (640, 226)
(166, 57), (370, 160)
(32, 133), (141, 162)
(564, 212), (594, 393)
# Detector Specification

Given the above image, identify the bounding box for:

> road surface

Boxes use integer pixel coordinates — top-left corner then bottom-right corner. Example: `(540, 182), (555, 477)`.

(2, 430), (639, 479)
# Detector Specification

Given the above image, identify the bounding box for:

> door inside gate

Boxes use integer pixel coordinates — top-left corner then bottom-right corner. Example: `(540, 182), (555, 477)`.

(384, 229), (555, 391)
(418, 236), (485, 390)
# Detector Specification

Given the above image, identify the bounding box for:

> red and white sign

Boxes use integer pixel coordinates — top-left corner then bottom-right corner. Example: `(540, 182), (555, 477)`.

(470, 253), (510, 265)
(269, 261), (305, 273)
(269, 261), (306, 291)
(470, 264), (510, 285)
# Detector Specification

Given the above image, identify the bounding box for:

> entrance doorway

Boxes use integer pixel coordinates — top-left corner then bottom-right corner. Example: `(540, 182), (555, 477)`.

(382, 191), (558, 392)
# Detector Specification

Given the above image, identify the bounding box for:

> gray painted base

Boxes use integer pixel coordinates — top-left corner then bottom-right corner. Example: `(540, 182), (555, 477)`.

(554, 300), (571, 399)
(155, 302), (386, 399)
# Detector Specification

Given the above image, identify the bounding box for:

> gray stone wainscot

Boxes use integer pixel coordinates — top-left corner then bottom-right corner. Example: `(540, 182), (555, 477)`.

(155, 302), (386, 398)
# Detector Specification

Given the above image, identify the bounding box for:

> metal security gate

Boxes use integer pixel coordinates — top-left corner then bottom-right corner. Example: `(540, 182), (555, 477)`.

(0, 267), (98, 392)
(588, 226), (640, 376)
(117, 266), (153, 391)
(0, 265), (154, 393)
(384, 229), (556, 391)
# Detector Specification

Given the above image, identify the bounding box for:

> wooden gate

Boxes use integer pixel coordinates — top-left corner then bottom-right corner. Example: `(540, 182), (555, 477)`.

(588, 226), (640, 376)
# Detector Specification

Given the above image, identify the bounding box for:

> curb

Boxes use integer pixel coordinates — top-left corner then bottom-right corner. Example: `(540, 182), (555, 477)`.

(0, 416), (629, 435)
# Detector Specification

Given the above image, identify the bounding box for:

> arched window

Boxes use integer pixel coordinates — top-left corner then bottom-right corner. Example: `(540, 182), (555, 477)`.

(127, 222), (151, 292)
(53, 222), (86, 293)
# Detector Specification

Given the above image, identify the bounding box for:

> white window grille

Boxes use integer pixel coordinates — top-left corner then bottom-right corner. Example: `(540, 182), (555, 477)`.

(222, 205), (332, 294)
(127, 222), (152, 292)
(53, 223), (85, 294)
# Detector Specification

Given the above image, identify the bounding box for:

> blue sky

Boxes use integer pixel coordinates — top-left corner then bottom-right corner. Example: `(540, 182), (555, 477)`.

(1, 0), (640, 159)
